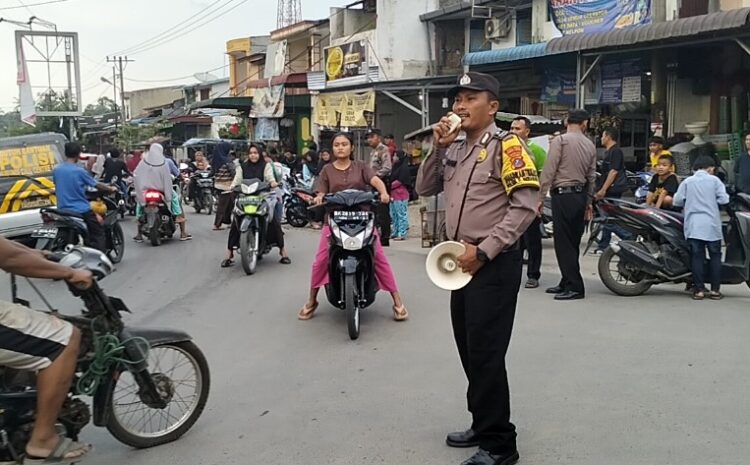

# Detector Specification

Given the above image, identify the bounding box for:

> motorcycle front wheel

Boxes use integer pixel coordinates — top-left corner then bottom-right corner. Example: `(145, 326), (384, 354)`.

(107, 222), (125, 264)
(106, 341), (210, 449)
(345, 274), (360, 340)
(598, 247), (653, 296)
(240, 229), (258, 275)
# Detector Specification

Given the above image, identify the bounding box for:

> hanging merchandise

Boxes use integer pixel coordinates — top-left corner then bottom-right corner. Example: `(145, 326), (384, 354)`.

(256, 118), (280, 141)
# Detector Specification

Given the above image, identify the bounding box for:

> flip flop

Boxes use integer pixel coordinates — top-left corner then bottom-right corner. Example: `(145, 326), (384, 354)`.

(393, 304), (409, 321)
(132, 236), (143, 243)
(221, 259), (234, 268)
(180, 235), (193, 241)
(279, 257), (292, 265)
(298, 302), (318, 320)
(24, 437), (92, 464)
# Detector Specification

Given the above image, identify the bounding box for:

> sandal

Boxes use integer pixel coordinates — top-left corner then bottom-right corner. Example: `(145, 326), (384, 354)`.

(709, 291), (723, 300)
(213, 226), (224, 231)
(220, 259), (234, 268)
(133, 236), (143, 243)
(279, 257), (292, 265)
(180, 235), (193, 241)
(692, 290), (705, 300)
(393, 304), (409, 321)
(24, 437), (92, 464)
(298, 302), (318, 320)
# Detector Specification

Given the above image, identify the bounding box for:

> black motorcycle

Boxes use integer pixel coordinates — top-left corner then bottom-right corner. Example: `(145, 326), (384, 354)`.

(33, 191), (125, 264)
(319, 190), (381, 340)
(191, 170), (215, 215)
(0, 246), (210, 462)
(138, 189), (177, 247)
(585, 195), (750, 296)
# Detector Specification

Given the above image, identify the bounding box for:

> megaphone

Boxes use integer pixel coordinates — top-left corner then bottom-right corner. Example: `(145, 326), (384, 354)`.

(425, 241), (473, 291)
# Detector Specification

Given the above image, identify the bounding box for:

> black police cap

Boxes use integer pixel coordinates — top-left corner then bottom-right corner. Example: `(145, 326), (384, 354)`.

(366, 128), (382, 136)
(447, 72), (500, 101)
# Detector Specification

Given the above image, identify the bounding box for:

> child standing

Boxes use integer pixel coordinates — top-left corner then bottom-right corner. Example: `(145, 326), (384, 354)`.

(673, 156), (730, 300)
(646, 154), (680, 209)
(389, 150), (411, 241)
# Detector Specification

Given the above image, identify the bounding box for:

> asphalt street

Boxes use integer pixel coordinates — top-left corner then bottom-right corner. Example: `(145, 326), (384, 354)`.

(2, 211), (750, 465)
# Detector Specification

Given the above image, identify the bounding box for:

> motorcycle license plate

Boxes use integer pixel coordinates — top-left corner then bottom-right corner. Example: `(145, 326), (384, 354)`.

(31, 227), (58, 238)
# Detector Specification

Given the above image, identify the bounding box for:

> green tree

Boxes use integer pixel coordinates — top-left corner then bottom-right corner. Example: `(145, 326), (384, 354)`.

(83, 96), (118, 116)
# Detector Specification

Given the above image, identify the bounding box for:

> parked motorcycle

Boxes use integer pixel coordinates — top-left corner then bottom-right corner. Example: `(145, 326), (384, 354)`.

(233, 178), (274, 275)
(33, 190), (126, 264)
(585, 195), (750, 296)
(319, 189), (381, 340)
(191, 170), (215, 215)
(138, 189), (177, 247)
(0, 246), (210, 462)
(284, 180), (316, 228)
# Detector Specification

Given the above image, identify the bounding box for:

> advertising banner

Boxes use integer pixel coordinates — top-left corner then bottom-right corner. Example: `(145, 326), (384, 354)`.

(325, 40), (368, 83)
(250, 85), (285, 118)
(15, 42), (36, 126)
(541, 70), (577, 105)
(313, 90), (375, 128)
(549, 0), (651, 36)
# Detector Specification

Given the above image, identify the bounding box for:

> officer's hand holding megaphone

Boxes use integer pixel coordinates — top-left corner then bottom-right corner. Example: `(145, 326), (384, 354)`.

(433, 113), (462, 148)
(456, 241), (484, 276)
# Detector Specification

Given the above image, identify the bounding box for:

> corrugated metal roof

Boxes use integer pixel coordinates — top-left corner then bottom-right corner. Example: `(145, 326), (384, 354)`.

(547, 8), (750, 54)
(463, 42), (551, 66)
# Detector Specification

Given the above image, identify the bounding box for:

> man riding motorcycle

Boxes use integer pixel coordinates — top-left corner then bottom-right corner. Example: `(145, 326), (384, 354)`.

(53, 143), (118, 252)
(0, 236), (93, 462)
(133, 143), (192, 242)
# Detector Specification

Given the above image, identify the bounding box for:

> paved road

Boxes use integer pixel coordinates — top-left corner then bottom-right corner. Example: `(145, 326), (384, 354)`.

(3, 211), (750, 465)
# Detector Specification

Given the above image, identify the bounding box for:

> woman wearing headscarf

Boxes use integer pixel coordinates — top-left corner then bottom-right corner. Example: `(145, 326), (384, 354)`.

(133, 143), (192, 242)
(389, 150), (412, 241)
(212, 141), (236, 230)
(221, 144), (290, 267)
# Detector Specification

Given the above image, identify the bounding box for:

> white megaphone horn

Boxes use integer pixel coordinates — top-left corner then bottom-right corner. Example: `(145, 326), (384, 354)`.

(425, 241), (473, 291)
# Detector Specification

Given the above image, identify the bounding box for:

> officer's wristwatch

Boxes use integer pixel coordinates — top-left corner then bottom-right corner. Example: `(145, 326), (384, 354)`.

(476, 248), (490, 263)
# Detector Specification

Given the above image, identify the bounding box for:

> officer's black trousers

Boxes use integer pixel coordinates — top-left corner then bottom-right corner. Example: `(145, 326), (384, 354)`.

(521, 216), (542, 280)
(551, 191), (588, 293)
(450, 249), (521, 455)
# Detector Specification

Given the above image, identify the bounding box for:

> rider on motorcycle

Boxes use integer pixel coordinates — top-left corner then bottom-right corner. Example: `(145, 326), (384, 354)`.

(101, 148), (131, 193)
(221, 144), (291, 267)
(133, 143), (192, 242)
(0, 237), (93, 462)
(53, 143), (118, 252)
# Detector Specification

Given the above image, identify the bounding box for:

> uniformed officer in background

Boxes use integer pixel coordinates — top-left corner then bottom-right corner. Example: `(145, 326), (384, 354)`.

(416, 72), (538, 465)
(539, 109), (597, 301)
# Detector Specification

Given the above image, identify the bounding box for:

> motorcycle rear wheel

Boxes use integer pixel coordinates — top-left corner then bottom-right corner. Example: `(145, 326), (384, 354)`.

(287, 204), (309, 228)
(106, 341), (210, 449)
(598, 247), (652, 296)
(345, 274), (360, 340)
(107, 223), (125, 264)
(240, 229), (258, 275)
(149, 224), (161, 247)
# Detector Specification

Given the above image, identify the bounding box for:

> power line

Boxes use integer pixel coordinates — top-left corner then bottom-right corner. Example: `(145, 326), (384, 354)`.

(109, 0), (237, 57)
(124, 64), (229, 83)
(0, 0), (69, 10)
(123, 0), (250, 57)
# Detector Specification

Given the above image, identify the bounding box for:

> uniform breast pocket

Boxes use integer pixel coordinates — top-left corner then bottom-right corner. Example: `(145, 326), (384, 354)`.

(467, 167), (498, 199)
(443, 164), (456, 182)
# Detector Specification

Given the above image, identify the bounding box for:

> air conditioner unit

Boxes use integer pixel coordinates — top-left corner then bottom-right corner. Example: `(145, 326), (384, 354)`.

(485, 15), (512, 40)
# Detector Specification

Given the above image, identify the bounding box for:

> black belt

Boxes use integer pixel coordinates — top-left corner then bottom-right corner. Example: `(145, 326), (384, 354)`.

(468, 240), (520, 253)
(551, 184), (585, 195)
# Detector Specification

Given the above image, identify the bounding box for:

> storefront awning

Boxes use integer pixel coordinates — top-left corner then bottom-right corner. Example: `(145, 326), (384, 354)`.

(188, 97), (253, 112)
(547, 8), (750, 54)
(463, 43), (552, 66)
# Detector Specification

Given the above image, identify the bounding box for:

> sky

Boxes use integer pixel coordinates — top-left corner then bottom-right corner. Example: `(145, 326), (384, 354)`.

(0, 0), (352, 113)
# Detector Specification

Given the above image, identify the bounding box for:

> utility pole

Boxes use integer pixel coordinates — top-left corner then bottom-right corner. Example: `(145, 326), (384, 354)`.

(107, 55), (134, 124)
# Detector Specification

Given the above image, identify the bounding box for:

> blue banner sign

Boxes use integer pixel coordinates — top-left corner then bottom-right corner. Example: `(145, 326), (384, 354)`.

(549, 0), (652, 36)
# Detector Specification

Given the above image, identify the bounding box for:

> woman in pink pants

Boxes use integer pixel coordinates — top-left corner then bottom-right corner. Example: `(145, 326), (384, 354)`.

(298, 133), (408, 322)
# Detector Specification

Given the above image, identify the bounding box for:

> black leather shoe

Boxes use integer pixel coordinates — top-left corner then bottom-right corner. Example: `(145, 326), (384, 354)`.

(460, 448), (520, 465)
(545, 285), (564, 294)
(446, 429), (480, 448)
(554, 290), (585, 300)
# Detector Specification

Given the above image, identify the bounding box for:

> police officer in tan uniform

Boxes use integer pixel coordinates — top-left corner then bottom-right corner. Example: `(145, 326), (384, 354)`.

(416, 72), (538, 465)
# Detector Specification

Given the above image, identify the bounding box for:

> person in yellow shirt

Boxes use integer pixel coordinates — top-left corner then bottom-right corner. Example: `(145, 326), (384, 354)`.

(648, 136), (673, 171)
